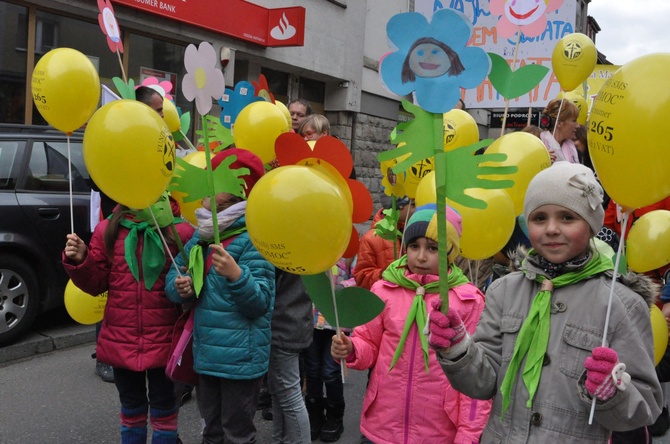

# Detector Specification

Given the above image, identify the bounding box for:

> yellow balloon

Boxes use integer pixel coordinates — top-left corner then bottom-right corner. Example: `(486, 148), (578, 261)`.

(626, 210), (670, 273)
(589, 53), (670, 209)
(171, 151), (206, 225)
(403, 154), (434, 199)
(246, 166), (351, 275)
(163, 98), (181, 133)
(64, 279), (107, 325)
(651, 305), (669, 365)
(551, 33), (597, 92)
(83, 100), (175, 210)
(557, 91), (588, 126)
(274, 101), (292, 132)
(233, 101), (289, 163)
(31, 48), (101, 134)
(415, 171), (516, 260)
(442, 109), (479, 152)
(482, 132), (552, 215)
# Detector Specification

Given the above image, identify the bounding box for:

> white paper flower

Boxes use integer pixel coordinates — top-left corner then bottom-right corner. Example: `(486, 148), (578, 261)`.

(182, 42), (225, 115)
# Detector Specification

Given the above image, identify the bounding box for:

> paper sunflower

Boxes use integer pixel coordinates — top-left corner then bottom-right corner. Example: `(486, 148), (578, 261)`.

(275, 132), (373, 257)
(379, 8), (490, 113)
(97, 0), (123, 53)
(182, 42), (225, 115)
(490, 0), (564, 39)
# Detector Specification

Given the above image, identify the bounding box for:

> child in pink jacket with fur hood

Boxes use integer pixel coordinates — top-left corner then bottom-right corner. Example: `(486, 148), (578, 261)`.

(332, 204), (491, 443)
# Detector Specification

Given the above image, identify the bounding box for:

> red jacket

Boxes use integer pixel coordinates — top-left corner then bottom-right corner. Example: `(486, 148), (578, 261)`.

(63, 217), (194, 371)
(354, 208), (406, 290)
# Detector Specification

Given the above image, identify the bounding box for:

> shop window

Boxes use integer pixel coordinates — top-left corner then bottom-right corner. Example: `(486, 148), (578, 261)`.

(36, 18), (58, 54)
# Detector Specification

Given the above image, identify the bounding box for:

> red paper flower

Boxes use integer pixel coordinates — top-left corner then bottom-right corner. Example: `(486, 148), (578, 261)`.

(97, 0), (123, 53)
(252, 74), (275, 103)
(275, 133), (373, 257)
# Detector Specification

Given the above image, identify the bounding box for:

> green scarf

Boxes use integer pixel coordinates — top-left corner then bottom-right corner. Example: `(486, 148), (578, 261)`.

(382, 256), (470, 372)
(499, 250), (613, 418)
(119, 218), (166, 290)
(188, 227), (247, 296)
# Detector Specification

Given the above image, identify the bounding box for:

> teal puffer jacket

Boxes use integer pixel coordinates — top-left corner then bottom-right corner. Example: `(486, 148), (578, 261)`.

(166, 216), (275, 380)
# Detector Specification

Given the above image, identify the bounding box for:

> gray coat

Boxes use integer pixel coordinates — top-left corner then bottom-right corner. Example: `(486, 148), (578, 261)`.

(270, 269), (313, 350)
(437, 249), (663, 443)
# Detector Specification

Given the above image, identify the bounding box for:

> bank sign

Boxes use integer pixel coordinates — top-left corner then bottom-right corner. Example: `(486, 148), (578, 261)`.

(112, 0), (305, 47)
(415, 0), (577, 108)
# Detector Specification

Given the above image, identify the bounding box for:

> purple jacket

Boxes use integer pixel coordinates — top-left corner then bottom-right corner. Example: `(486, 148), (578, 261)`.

(346, 271), (491, 444)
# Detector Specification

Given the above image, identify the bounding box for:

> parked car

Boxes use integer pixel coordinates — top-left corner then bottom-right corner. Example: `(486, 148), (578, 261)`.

(0, 124), (93, 345)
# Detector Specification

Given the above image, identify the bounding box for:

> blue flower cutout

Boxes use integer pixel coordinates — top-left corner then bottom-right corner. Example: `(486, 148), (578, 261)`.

(380, 9), (491, 114)
(217, 81), (263, 128)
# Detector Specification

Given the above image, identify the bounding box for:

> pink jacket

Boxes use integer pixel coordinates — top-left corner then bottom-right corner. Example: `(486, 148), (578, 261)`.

(63, 217), (194, 371)
(346, 271), (491, 444)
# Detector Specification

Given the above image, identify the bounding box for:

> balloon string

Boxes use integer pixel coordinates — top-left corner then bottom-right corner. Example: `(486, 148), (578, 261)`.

(148, 206), (182, 278)
(588, 212), (629, 425)
(66, 135), (74, 234)
(500, 31), (522, 138)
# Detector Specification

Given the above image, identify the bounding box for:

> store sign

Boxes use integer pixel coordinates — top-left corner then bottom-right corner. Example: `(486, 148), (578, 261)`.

(111, 0), (305, 47)
(489, 110), (541, 129)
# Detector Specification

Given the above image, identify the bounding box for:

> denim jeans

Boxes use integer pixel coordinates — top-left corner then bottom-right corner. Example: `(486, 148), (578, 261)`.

(303, 328), (344, 404)
(267, 345), (311, 443)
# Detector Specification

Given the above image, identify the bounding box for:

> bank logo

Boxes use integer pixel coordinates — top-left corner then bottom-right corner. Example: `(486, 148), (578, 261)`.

(270, 13), (296, 41)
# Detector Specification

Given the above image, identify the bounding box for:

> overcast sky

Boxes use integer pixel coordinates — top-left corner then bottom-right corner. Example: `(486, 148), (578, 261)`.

(588, 0), (670, 66)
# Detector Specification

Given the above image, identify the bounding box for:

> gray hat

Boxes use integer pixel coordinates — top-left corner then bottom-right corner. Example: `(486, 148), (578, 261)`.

(523, 162), (604, 234)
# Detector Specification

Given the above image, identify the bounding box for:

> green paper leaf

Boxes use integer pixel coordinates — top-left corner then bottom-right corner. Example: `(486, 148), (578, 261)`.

(112, 77), (136, 100)
(301, 274), (385, 329)
(378, 100), (438, 174)
(168, 155), (247, 202)
(196, 116), (234, 151)
(442, 140), (518, 209)
(375, 208), (402, 241)
(487, 53), (550, 100)
(173, 112), (192, 142)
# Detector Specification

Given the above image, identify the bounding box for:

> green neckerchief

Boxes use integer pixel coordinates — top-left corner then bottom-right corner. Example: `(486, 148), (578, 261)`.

(382, 256), (470, 372)
(499, 250), (614, 418)
(188, 227), (247, 296)
(118, 218), (166, 290)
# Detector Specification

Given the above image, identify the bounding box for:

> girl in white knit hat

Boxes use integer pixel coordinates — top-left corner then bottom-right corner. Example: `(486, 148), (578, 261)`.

(428, 161), (662, 443)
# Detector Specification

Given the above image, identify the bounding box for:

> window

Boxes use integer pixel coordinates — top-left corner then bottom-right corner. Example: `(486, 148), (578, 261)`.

(23, 141), (89, 192)
(35, 18), (58, 54)
(0, 141), (20, 190)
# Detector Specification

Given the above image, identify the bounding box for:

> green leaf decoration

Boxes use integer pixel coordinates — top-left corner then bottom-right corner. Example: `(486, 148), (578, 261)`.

(441, 140), (518, 209)
(301, 273), (385, 329)
(487, 53), (550, 100)
(173, 112), (192, 142)
(168, 155), (248, 202)
(196, 116), (234, 151)
(112, 77), (136, 100)
(375, 207), (402, 241)
(378, 100), (438, 175)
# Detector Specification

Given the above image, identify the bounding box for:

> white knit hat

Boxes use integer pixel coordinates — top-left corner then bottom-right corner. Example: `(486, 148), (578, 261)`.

(523, 162), (604, 234)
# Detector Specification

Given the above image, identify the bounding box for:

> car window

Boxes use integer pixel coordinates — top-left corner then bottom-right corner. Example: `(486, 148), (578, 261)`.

(22, 141), (89, 192)
(0, 141), (21, 190)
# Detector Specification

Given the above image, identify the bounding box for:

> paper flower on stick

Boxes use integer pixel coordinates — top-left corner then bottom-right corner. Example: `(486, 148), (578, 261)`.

(97, 0), (123, 53)
(182, 42), (225, 115)
(379, 9), (490, 113)
(275, 132), (374, 257)
(252, 74), (275, 103)
(168, 153), (247, 202)
(217, 81), (263, 128)
(491, 0), (564, 39)
(141, 77), (173, 100)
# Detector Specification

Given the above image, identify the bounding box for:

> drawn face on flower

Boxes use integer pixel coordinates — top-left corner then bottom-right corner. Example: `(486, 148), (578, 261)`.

(402, 37), (464, 83)
(504, 0), (548, 26)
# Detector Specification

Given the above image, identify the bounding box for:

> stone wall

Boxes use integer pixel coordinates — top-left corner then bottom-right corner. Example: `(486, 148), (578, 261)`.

(327, 111), (397, 218)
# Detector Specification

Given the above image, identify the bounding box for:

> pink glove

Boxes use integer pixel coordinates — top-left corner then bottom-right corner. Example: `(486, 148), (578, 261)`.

(427, 299), (470, 358)
(584, 347), (629, 401)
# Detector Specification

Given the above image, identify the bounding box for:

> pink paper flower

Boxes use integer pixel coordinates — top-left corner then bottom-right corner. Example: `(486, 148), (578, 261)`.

(97, 0), (123, 53)
(182, 42), (225, 115)
(491, 0), (564, 39)
(141, 77), (173, 101)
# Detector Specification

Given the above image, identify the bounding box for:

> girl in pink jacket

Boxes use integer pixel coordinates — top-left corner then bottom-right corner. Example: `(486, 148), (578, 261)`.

(332, 204), (491, 443)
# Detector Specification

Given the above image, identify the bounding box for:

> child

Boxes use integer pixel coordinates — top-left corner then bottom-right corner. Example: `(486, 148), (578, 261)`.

(304, 257), (355, 442)
(331, 204), (491, 443)
(63, 194), (195, 444)
(164, 148), (275, 444)
(428, 162), (663, 442)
